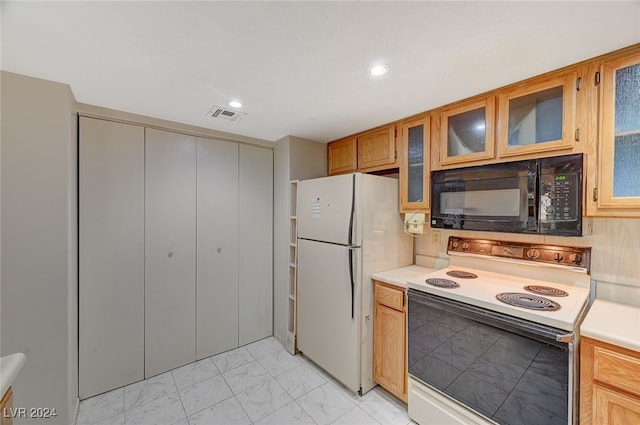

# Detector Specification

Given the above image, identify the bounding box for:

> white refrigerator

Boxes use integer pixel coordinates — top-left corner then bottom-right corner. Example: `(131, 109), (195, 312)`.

(297, 173), (412, 394)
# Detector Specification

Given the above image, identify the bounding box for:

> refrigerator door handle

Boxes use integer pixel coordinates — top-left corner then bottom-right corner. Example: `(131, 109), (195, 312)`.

(348, 246), (355, 319)
(348, 173), (356, 319)
(348, 173), (355, 247)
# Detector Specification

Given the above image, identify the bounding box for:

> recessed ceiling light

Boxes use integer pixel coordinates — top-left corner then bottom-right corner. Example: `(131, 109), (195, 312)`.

(228, 100), (242, 108)
(368, 64), (390, 77)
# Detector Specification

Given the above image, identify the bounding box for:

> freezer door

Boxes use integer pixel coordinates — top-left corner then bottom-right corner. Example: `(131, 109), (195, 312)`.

(297, 174), (357, 246)
(297, 239), (361, 393)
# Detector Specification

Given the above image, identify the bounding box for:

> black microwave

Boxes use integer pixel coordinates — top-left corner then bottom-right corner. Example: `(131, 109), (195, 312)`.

(431, 153), (585, 235)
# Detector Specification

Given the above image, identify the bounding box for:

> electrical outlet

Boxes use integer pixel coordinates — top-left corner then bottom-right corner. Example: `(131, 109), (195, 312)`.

(432, 230), (441, 244)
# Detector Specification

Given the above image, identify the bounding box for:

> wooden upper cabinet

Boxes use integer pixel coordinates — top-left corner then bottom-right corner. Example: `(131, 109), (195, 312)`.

(497, 71), (577, 158)
(438, 95), (495, 166)
(597, 51), (640, 211)
(399, 115), (430, 212)
(327, 136), (357, 175)
(327, 125), (397, 175)
(357, 125), (396, 170)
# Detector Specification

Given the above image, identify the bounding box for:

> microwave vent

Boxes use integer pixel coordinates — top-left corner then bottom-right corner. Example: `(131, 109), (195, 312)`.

(206, 106), (247, 122)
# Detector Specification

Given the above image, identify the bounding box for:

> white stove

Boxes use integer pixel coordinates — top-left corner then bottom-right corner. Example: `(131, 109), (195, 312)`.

(408, 265), (590, 331)
(407, 236), (592, 425)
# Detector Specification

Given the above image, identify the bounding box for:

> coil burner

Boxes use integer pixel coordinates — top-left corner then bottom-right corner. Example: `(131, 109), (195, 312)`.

(446, 270), (478, 279)
(425, 278), (460, 289)
(524, 285), (569, 297)
(496, 292), (561, 311)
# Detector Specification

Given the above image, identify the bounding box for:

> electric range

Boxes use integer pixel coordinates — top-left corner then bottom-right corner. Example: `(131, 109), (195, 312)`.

(406, 236), (592, 425)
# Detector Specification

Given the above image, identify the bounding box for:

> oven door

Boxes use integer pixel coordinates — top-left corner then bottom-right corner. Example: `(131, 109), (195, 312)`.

(407, 289), (575, 425)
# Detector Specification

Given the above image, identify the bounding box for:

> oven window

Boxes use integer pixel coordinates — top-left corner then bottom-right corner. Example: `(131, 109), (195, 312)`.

(408, 294), (569, 425)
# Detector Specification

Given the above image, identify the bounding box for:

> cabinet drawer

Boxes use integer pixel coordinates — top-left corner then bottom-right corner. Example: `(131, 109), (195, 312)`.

(375, 283), (404, 311)
(594, 345), (640, 397)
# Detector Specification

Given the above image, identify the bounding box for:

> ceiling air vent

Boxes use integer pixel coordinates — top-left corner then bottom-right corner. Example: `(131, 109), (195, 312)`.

(206, 105), (247, 122)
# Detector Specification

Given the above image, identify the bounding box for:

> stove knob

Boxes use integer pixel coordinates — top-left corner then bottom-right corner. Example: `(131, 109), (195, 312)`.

(451, 240), (459, 249)
(526, 249), (540, 259)
(553, 252), (564, 262)
(569, 253), (582, 264)
(461, 242), (470, 251)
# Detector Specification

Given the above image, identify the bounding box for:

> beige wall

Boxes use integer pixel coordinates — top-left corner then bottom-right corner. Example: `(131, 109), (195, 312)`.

(414, 217), (640, 306)
(1, 71), (78, 424)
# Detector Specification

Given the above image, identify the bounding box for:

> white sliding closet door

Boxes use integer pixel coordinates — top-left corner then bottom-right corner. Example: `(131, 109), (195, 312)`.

(239, 144), (273, 345)
(79, 117), (145, 398)
(145, 128), (196, 377)
(196, 138), (239, 359)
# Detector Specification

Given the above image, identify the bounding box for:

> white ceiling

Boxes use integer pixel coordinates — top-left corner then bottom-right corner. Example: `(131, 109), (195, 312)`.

(2, 1), (639, 143)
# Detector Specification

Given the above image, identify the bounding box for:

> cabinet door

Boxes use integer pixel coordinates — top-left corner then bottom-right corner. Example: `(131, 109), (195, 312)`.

(598, 53), (640, 209)
(145, 128), (196, 377)
(498, 72), (577, 158)
(357, 125), (396, 170)
(1, 387), (12, 425)
(439, 95), (495, 165)
(400, 116), (430, 212)
(238, 144), (273, 345)
(328, 137), (357, 175)
(594, 385), (640, 425)
(196, 138), (239, 359)
(79, 117), (144, 398)
(373, 282), (406, 402)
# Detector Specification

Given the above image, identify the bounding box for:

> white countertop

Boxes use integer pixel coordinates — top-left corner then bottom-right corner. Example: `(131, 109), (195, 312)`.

(371, 265), (437, 288)
(581, 299), (640, 353)
(0, 353), (26, 397)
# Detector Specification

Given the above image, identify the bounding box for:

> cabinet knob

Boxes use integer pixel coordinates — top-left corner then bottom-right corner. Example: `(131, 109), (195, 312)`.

(168, 250), (175, 258)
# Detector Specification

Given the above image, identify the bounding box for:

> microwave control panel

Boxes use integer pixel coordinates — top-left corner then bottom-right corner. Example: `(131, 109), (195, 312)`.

(539, 172), (579, 222)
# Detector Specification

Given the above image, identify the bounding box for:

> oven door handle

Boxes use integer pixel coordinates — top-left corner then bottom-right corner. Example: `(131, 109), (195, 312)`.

(556, 332), (574, 344)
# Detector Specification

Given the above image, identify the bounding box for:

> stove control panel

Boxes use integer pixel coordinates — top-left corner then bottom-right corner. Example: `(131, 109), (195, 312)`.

(447, 236), (591, 271)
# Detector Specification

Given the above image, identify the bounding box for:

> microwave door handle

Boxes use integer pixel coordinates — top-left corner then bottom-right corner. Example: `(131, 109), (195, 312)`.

(530, 168), (538, 231)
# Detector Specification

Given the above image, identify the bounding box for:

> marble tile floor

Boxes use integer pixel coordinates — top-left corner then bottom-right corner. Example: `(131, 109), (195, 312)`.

(76, 337), (416, 425)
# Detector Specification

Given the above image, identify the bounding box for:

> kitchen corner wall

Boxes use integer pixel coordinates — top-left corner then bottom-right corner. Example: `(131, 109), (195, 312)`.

(415, 217), (640, 306)
(273, 136), (326, 346)
(1, 71), (79, 424)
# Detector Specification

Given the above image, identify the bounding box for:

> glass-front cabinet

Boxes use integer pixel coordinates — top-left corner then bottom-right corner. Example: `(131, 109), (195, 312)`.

(497, 71), (577, 157)
(598, 52), (640, 208)
(399, 115), (430, 212)
(439, 95), (495, 165)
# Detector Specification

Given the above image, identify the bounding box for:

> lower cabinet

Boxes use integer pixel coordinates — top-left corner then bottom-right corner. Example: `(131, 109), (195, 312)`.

(1, 387), (13, 425)
(580, 337), (640, 424)
(373, 280), (407, 402)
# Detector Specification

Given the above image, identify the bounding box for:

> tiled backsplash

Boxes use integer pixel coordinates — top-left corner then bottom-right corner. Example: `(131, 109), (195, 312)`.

(414, 217), (640, 307)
